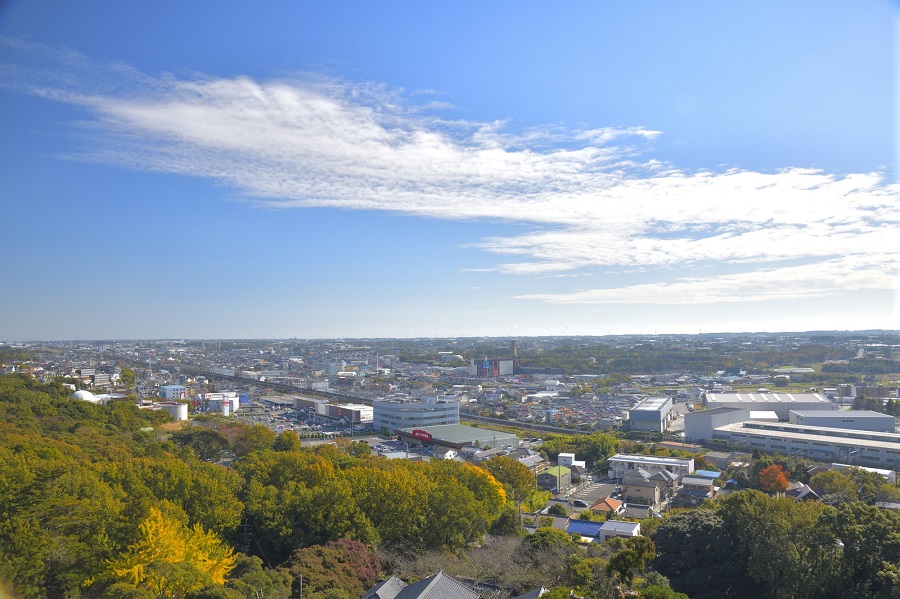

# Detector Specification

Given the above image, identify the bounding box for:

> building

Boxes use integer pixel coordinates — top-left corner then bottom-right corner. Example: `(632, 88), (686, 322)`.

(684, 407), (777, 441)
(155, 401), (188, 421)
(373, 396), (459, 433)
(628, 396), (674, 433)
(620, 469), (677, 509)
(557, 453), (586, 469)
(711, 421), (900, 470)
(607, 454), (694, 482)
(469, 358), (515, 377)
(395, 424), (520, 451)
(160, 384), (187, 400)
(537, 466), (571, 492)
(703, 391), (832, 420)
(597, 520), (641, 543)
(363, 571), (477, 599)
(788, 410), (895, 433)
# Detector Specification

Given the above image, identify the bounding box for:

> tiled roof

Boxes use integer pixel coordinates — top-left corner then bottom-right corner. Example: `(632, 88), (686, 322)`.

(394, 571), (478, 599)
(363, 576), (407, 599)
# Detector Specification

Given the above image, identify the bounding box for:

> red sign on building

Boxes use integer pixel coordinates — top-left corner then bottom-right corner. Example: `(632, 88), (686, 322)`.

(411, 429), (433, 442)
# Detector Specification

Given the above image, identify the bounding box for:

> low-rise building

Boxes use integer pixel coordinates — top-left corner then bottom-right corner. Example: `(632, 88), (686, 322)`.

(607, 454), (694, 482)
(538, 466), (571, 492)
(628, 396), (674, 432)
(597, 520), (641, 543)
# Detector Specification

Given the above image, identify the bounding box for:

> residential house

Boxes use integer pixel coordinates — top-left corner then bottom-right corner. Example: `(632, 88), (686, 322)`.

(589, 497), (623, 517)
(566, 519), (605, 543)
(620, 468), (676, 510)
(671, 475), (717, 507)
(598, 520), (641, 542)
(362, 571), (478, 599)
(538, 466), (571, 492)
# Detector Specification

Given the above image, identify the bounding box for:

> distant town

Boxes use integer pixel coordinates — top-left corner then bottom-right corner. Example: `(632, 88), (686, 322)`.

(2, 330), (900, 598)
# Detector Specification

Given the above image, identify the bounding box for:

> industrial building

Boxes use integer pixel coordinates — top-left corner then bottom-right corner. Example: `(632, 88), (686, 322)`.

(373, 396), (460, 433)
(703, 391), (832, 420)
(684, 408), (778, 441)
(711, 421), (900, 470)
(627, 396), (674, 433)
(788, 410), (895, 433)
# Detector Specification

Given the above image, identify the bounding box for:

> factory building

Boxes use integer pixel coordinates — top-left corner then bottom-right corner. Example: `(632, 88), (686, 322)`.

(703, 391), (832, 420)
(627, 396), (674, 433)
(788, 410), (895, 433)
(711, 421), (900, 470)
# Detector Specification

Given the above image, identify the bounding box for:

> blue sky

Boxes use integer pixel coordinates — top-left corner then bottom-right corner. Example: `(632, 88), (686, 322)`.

(1, 1), (897, 340)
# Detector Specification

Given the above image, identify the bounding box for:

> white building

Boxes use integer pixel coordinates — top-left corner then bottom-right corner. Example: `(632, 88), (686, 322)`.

(558, 453), (586, 469)
(156, 401), (188, 421)
(373, 396), (459, 433)
(204, 391), (239, 414)
(712, 421), (900, 470)
(684, 408), (778, 441)
(598, 520), (641, 543)
(703, 391), (832, 420)
(607, 454), (694, 482)
(628, 396), (674, 433)
(789, 410), (895, 433)
(160, 384), (187, 400)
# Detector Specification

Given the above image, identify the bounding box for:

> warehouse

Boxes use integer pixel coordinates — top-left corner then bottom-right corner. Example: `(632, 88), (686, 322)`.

(703, 391), (832, 420)
(788, 410), (895, 433)
(627, 396), (674, 433)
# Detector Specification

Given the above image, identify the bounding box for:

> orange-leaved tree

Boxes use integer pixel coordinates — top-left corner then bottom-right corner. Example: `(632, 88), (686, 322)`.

(758, 464), (790, 493)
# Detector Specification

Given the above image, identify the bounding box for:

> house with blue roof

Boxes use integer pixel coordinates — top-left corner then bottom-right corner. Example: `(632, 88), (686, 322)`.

(566, 518), (605, 542)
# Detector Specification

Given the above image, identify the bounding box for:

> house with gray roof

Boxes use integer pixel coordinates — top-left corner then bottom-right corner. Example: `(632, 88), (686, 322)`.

(363, 571), (478, 599)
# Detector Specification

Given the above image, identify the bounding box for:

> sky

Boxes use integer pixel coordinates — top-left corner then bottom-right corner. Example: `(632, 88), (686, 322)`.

(0, 1), (898, 340)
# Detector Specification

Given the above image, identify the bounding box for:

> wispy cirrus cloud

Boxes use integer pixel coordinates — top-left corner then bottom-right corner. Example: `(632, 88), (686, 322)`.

(4, 38), (898, 306)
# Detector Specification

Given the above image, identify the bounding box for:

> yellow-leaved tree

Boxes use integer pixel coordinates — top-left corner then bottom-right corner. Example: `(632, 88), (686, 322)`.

(102, 506), (235, 598)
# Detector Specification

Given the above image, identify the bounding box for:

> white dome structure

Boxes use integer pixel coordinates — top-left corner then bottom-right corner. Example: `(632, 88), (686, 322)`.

(71, 389), (101, 403)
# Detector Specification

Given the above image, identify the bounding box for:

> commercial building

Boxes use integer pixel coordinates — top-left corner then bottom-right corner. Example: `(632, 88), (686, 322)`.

(469, 358), (515, 377)
(160, 384), (187, 400)
(607, 454), (694, 482)
(292, 396), (373, 424)
(788, 410), (895, 433)
(627, 396), (674, 433)
(703, 391), (832, 420)
(395, 423), (520, 451)
(373, 396), (459, 433)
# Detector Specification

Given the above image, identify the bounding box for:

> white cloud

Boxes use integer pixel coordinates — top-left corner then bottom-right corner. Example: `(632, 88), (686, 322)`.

(4, 40), (898, 307)
(516, 255), (896, 305)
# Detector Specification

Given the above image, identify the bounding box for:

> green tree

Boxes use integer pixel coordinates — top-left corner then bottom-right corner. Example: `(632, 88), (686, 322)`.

(606, 536), (655, 586)
(171, 428), (231, 462)
(225, 554), (292, 599)
(272, 430), (302, 452)
(232, 425), (275, 457)
(481, 455), (538, 506)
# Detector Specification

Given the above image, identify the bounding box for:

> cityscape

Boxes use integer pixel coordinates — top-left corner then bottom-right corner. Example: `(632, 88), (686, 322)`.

(1, 331), (899, 597)
(2, 1), (899, 598)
